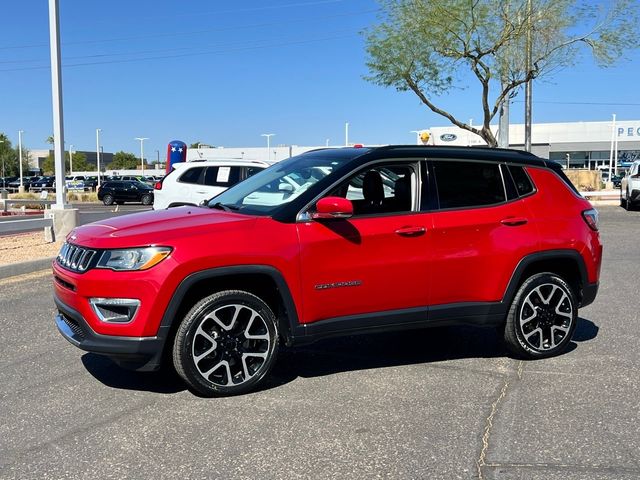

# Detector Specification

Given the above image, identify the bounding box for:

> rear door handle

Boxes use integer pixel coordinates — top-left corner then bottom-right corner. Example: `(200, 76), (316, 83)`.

(394, 226), (426, 237)
(501, 217), (528, 226)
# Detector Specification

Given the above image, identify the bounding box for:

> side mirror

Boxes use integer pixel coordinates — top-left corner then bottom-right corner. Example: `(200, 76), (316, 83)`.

(278, 182), (294, 193)
(311, 196), (353, 220)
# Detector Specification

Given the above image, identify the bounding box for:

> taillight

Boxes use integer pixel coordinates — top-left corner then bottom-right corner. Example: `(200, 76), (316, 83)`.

(582, 208), (599, 231)
(154, 182), (162, 190)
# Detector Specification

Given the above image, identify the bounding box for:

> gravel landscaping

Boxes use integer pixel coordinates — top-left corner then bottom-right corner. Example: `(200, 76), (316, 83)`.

(0, 232), (61, 267)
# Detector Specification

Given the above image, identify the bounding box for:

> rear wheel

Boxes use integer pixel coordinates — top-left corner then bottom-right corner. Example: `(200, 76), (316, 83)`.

(173, 290), (279, 396)
(102, 194), (114, 206)
(504, 273), (577, 359)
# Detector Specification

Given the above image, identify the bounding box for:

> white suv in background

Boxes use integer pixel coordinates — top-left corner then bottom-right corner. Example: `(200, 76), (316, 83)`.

(621, 160), (640, 210)
(152, 160), (268, 210)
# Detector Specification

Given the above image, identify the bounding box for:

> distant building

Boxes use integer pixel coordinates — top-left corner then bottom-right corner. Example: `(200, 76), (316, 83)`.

(426, 120), (640, 168)
(30, 149), (114, 171)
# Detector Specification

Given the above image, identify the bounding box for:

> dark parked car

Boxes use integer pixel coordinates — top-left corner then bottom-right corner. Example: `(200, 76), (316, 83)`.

(7, 176), (40, 192)
(97, 180), (154, 206)
(83, 176), (98, 191)
(611, 173), (624, 189)
(29, 176), (56, 192)
(0, 176), (18, 188)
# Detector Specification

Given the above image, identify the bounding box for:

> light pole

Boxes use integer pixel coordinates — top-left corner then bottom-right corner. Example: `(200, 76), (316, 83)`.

(261, 133), (275, 162)
(345, 122), (349, 146)
(96, 128), (102, 187)
(69, 144), (73, 174)
(0, 140), (4, 183)
(0, 139), (4, 177)
(18, 130), (24, 192)
(135, 137), (149, 176)
(155, 150), (159, 165)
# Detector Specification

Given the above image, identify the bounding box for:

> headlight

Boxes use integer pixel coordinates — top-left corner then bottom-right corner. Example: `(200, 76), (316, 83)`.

(96, 247), (172, 271)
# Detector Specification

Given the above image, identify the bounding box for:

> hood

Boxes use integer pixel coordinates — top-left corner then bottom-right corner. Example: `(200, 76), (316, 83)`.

(68, 206), (257, 249)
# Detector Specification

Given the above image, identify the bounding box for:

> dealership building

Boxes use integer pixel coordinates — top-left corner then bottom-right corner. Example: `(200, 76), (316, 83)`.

(427, 119), (640, 169)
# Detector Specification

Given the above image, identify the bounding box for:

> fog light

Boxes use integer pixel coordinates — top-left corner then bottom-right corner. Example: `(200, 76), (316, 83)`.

(89, 298), (140, 323)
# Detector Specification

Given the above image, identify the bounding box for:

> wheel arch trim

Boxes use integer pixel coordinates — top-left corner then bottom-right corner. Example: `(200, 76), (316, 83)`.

(503, 249), (589, 307)
(158, 265), (300, 341)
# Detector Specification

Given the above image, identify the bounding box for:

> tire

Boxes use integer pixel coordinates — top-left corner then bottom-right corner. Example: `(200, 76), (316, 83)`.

(102, 194), (114, 206)
(173, 290), (279, 396)
(504, 273), (577, 359)
(141, 194), (153, 206)
(624, 190), (633, 211)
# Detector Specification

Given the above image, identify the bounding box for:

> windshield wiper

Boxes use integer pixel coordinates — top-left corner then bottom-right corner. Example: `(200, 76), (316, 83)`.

(209, 202), (240, 211)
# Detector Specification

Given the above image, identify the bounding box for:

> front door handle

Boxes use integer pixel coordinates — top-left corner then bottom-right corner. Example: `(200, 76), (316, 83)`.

(501, 217), (528, 226)
(395, 226), (426, 237)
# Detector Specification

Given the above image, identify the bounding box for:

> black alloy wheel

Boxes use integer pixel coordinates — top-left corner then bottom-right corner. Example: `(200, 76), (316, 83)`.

(173, 290), (279, 396)
(504, 273), (577, 359)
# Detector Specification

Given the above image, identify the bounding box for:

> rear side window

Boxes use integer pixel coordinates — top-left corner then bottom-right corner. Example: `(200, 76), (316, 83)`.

(203, 166), (242, 187)
(179, 167), (205, 184)
(508, 165), (535, 196)
(433, 161), (505, 209)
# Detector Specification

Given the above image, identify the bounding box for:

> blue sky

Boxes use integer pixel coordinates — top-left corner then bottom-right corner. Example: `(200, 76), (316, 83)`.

(1, 0), (639, 158)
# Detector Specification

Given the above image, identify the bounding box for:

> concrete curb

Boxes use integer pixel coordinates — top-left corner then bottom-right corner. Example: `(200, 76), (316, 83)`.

(0, 257), (54, 279)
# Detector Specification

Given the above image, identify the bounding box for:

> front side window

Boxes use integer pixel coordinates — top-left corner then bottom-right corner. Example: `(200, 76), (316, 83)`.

(324, 163), (417, 216)
(433, 160), (505, 209)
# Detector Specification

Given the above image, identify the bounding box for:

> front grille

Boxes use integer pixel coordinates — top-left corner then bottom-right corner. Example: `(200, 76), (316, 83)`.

(60, 314), (85, 339)
(57, 243), (97, 273)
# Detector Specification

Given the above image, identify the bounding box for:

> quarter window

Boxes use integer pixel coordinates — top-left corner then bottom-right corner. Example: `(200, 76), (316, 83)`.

(508, 165), (535, 196)
(433, 161), (505, 209)
(179, 167), (205, 185)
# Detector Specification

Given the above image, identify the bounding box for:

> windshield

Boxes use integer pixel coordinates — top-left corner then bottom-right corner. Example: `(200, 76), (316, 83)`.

(207, 154), (351, 215)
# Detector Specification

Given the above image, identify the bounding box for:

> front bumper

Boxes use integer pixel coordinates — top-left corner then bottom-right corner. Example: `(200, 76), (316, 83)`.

(55, 295), (169, 371)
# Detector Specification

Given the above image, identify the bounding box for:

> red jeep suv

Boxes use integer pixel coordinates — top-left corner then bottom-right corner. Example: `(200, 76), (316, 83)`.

(53, 146), (602, 396)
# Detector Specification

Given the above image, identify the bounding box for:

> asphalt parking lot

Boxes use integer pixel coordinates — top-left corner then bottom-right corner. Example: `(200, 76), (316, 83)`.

(0, 206), (638, 479)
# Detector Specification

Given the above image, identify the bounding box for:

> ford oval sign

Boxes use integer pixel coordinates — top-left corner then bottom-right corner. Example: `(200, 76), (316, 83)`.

(440, 133), (457, 142)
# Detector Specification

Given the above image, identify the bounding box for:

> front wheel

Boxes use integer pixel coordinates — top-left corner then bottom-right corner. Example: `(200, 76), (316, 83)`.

(624, 190), (634, 211)
(504, 273), (577, 359)
(141, 194), (153, 206)
(173, 290), (279, 396)
(102, 194), (114, 206)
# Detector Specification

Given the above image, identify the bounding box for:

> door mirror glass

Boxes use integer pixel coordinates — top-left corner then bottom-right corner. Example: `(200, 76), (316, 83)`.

(311, 196), (353, 220)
